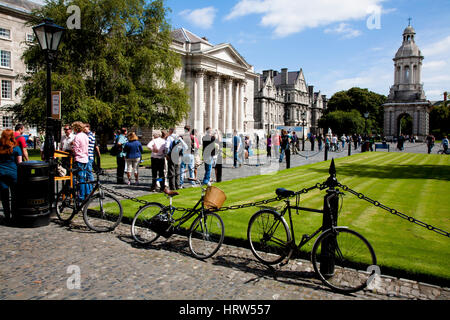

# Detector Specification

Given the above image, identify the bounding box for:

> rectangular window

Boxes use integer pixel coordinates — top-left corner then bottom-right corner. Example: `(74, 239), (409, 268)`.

(2, 80), (12, 99)
(26, 33), (34, 43)
(0, 50), (11, 68)
(2, 116), (12, 129)
(0, 28), (10, 39)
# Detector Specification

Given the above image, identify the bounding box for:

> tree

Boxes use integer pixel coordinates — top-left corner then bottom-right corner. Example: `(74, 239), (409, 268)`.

(325, 87), (386, 134)
(11, 0), (190, 143)
(430, 103), (450, 139)
(318, 110), (365, 135)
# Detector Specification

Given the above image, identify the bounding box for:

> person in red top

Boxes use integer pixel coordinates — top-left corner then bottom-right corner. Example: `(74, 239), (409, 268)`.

(14, 124), (29, 162)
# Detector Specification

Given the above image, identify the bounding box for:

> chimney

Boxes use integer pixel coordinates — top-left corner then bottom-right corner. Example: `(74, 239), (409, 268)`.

(281, 68), (288, 85)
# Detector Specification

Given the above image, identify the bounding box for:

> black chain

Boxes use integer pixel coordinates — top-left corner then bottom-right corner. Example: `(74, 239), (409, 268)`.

(338, 183), (450, 238)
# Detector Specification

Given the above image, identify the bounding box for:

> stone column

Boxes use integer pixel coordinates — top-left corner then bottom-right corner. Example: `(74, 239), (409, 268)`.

(208, 76), (213, 129)
(195, 70), (205, 134)
(239, 82), (245, 132)
(213, 75), (219, 131)
(227, 78), (233, 133)
(234, 82), (240, 130)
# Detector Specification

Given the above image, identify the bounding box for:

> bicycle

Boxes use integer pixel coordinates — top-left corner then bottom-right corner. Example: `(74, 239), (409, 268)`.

(247, 186), (377, 293)
(131, 185), (225, 259)
(55, 168), (124, 232)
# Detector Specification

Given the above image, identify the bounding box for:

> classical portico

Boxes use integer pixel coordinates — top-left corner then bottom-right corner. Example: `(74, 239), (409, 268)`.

(171, 28), (257, 135)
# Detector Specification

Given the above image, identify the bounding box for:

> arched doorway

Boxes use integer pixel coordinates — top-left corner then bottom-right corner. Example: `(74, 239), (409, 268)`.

(397, 113), (413, 136)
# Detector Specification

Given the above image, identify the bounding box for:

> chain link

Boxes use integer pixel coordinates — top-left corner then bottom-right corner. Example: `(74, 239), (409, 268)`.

(338, 183), (450, 238)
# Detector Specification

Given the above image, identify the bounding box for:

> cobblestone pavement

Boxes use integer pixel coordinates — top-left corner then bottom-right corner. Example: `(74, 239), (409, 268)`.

(1, 141), (449, 301)
(1, 217), (449, 300)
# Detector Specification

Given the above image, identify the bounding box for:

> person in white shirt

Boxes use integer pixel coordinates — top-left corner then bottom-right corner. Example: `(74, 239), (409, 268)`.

(60, 125), (75, 152)
(148, 131), (166, 192)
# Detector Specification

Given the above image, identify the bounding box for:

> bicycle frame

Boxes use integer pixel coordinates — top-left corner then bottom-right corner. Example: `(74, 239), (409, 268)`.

(164, 188), (208, 229)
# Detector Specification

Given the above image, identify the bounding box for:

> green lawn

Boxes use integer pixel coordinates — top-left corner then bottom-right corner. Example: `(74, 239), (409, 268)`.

(119, 152), (450, 283)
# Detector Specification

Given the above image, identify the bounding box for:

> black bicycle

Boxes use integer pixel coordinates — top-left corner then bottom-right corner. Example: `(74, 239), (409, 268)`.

(55, 168), (123, 232)
(131, 185), (225, 259)
(247, 187), (377, 293)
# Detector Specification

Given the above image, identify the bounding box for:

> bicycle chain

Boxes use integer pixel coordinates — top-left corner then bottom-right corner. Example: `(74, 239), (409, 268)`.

(337, 183), (450, 238)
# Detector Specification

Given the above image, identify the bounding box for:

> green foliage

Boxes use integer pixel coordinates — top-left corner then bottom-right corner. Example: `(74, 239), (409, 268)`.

(11, 0), (190, 135)
(325, 87), (386, 134)
(430, 103), (450, 139)
(318, 109), (365, 135)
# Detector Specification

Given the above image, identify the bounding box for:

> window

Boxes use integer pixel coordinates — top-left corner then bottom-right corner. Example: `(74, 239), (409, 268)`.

(2, 116), (12, 129)
(0, 50), (11, 68)
(0, 28), (10, 39)
(26, 33), (34, 43)
(2, 80), (12, 99)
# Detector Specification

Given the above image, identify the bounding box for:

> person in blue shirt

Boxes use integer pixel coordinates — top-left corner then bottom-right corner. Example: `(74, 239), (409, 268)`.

(115, 128), (128, 184)
(0, 129), (23, 223)
(123, 132), (143, 185)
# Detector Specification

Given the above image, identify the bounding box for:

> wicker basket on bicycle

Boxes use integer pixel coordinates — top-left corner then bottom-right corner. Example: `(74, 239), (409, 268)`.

(203, 186), (226, 210)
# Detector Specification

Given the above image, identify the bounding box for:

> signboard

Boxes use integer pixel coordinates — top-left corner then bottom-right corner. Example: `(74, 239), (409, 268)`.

(276, 126), (304, 132)
(51, 91), (61, 119)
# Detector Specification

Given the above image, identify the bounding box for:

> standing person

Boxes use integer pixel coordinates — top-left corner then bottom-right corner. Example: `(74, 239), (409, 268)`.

(147, 131), (166, 192)
(191, 129), (201, 181)
(83, 124), (100, 186)
(14, 124), (29, 162)
(123, 132), (143, 185)
(60, 124), (75, 153)
(426, 134), (435, 154)
(202, 127), (215, 186)
(397, 134), (405, 151)
(115, 128), (128, 184)
(71, 122), (90, 201)
(273, 131), (280, 159)
(317, 134), (323, 151)
(165, 128), (181, 190)
(441, 136), (449, 154)
(266, 134), (272, 158)
(353, 134), (358, 150)
(180, 126), (195, 188)
(310, 134), (316, 151)
(232, 130), (241, 168)
(213, 130), (223, 183)
(291, 132), (298, 154)
(341, 134), (346, 149)
(279, 129), (291, 169)
(0, 129), (22, 223)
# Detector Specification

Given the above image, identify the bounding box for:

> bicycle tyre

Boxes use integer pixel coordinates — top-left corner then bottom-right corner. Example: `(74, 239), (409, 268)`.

(188, 211), (224, 259)
(311, 227), (377, 294)
(82, 192), (123, 232)
(55, 187), (78, 223)
(247, 209), (292, 265)
(131, 202), (164, 245)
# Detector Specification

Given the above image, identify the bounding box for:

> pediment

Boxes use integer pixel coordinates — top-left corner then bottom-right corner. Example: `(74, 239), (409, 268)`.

(203, 44), (251, 69)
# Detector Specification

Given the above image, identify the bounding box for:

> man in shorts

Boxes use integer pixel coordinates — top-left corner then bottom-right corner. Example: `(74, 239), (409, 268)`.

(14, 124), (29, 161)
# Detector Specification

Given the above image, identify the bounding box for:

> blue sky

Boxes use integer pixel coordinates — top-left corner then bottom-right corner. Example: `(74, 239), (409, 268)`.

(165, 0), (450, 101)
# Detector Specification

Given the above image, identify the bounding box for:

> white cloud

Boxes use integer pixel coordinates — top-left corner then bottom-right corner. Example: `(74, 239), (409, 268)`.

(179, 7), (217, 29)
(225, 0), (385, 37)
(422, 35), (450, 57)
(324, 23), (362, 39)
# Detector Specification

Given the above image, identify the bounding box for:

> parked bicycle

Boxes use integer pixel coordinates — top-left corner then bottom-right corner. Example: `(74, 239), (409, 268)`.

(131, 184), (225, 260)
(247, 186), (377, 293)
(55, 168), (123, 232)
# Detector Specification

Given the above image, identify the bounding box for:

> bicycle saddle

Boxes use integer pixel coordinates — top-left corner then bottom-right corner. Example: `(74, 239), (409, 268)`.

(276, 188), (295, 198)
(163, 188), (180, 197)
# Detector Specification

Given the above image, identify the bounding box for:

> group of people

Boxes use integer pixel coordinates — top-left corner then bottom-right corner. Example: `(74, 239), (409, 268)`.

(114, 126), (224, 192)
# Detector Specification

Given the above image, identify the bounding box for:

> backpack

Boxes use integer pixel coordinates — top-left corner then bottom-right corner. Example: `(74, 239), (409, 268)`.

(109, 137), (121, 156)
(169, 138), (183, 158)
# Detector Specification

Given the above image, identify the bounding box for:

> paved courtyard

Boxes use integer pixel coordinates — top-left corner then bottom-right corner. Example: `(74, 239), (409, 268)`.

(1, 141), (449, 302)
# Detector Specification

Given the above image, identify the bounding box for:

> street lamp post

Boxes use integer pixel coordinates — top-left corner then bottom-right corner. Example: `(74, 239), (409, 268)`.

(363, 112), (369, 152)
(301, 111), (307, 151)
(33, 18), (65, 211)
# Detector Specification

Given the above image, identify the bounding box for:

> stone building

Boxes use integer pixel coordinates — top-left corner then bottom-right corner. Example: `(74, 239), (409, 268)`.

(0, 0), (39, 132)
(170, 28), (258, 136)
(254, 68), (327, 135)
(382, 24), (431, 141)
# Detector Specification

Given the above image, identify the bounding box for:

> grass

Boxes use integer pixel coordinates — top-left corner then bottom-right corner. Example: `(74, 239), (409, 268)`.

(119, 152), (450, 284)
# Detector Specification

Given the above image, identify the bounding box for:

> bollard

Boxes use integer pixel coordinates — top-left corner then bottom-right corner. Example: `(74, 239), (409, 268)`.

(320, 159), (339, 277)
(348, 141), (351, 156)
(324, 144), (328, 161)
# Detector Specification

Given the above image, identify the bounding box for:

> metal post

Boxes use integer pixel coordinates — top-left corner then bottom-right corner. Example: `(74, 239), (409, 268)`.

(324, 143), (328, 161)
(320, 159), (339, 277)
(302, 120), (305, 151)
(348, 140), (351, 156)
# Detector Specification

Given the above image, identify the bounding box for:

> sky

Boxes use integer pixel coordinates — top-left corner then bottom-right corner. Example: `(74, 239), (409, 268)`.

(164, 0), (450, 101)
(30, 0), (450, 101)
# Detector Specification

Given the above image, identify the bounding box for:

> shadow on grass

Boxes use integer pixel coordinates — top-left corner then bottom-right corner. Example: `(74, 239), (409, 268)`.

(308, 163), (450, 181)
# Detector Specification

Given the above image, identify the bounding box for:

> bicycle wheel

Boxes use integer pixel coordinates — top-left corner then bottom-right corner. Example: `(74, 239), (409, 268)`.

(311, 227), (377, 293)
(55, 187), (77, 223)
(188, 211), (224, 259)
(247, 209), (292, 265)
(82, 192), (123, 232)
(131, 202), (164, 245)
